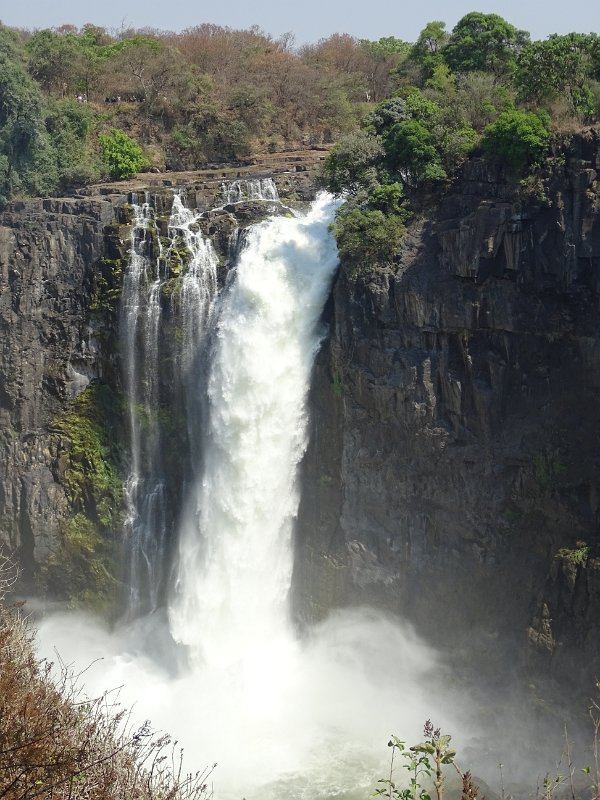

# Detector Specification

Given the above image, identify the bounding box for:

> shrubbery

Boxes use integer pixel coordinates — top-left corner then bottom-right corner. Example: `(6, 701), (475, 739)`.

(481, 109), (551, 170)
(0, 555), (213, 800)
(99, 128), (148, 180)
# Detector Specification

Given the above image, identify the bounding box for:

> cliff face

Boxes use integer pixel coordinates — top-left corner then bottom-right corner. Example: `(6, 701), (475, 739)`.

(294, 131), (600, 695)
(0, 198), (122, 592)
(0, 164), (317, 609)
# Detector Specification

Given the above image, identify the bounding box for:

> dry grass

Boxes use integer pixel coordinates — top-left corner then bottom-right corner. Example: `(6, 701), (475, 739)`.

(0, 554), (214, 800)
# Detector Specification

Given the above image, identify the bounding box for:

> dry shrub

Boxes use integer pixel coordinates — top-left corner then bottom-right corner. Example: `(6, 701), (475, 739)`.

(0, 553), (213, 800)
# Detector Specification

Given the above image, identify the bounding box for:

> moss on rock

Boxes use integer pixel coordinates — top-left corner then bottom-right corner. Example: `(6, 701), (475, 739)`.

(45, 383), (127, 615)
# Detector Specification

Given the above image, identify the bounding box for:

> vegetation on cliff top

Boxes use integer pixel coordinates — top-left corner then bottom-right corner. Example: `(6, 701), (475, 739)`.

(318, 13), (600, 273)
(0, 13), (597, 208)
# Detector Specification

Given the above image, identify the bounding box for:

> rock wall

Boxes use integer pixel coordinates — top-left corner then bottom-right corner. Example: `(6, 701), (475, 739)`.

(3, 138), (600, 701)
(0, 198), (123, 592)
(294, 131), (600, 699)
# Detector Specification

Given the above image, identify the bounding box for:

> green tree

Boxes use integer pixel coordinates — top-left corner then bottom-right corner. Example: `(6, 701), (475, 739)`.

(26, 29), (83, 96)
(514, 33), (600, 120)
(319, 129), (384, 195)
(481, 109), (551, 171)
(444, 12), (529, 76)
(45, 98), (99, 188)
(332, 205), (406, 270)
(99, 128), (147, 180)
(0, 25), (58, 201)
(383, 119), (446, 187)
(410, 21), (450, 77)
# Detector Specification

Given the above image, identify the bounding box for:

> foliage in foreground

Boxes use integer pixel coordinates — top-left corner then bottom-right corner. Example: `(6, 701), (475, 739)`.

(375, 722), (473, 800)
(378, 711), (600, 800)
(0, 556), (214, 800)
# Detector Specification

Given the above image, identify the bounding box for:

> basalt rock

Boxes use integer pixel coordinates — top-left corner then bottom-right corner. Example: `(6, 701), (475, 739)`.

(0, 172), (307, 605)
(294, 131), (600, 701)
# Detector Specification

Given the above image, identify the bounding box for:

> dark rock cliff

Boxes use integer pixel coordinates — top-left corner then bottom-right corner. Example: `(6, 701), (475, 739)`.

(294, 131), (600, 701)
(0, 198), (123, 595)
(0, 166), (314, 610)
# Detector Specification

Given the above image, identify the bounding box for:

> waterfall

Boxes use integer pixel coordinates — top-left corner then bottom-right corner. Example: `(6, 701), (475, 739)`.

(120, 193), (218, 615)
(37, 188), (448, 800)
(169, 192), (340, 666)
(221, 177), (280, 204)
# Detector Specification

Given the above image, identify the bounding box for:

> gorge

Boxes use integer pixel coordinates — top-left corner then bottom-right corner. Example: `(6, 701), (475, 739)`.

(2, 134), (600, 795)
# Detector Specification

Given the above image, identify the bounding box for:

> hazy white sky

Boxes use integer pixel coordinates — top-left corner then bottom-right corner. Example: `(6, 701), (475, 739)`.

(1, 0), (599, 44)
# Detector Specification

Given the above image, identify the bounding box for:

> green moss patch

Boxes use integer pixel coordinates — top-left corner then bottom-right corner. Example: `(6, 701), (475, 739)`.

(45, 383), (127, 615)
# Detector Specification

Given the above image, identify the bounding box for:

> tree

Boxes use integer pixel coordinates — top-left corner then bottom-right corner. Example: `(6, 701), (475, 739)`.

(481, 109), (551, 171)
(410, 21), (450, 78)
(444, 12), (529, 76)
(99, 128), (147, 179)
(45, 98), (100, 188)
(0, 26), (58, 200)
(332, 205), (406, 271)
(319, 129), (384, 195)
(383, 119), (446, 188)
(360, 36), (411, 101)
(26, 29), (83, 96)
(514, 33), (600, 119)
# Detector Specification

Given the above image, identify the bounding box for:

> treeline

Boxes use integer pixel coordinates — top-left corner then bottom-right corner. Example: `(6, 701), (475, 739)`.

(319, 13), (600, 272)
(0, 13), (599, 207)
(0, 20), (410, 202)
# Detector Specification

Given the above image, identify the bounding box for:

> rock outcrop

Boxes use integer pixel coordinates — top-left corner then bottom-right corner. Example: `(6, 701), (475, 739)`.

(2, 137), (600, 702)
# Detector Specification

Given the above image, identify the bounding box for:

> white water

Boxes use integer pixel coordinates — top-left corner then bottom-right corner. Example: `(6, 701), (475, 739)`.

(221, 177), (280, 204)
(121, 193), (219, 615)
(36, 192), (461, 799)
(169, 192), (339, 667)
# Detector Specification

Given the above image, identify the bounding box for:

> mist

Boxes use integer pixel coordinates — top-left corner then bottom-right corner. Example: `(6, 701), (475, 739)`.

(36, 605), (461, 799)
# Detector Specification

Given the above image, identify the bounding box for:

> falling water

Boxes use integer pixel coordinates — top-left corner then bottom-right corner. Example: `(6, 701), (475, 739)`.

(169, 192), (340, 666)
(121, 193), (218, 615)
(221, 177), (280, 204)
(120, 193), (167, 614)
(37, 189), (457, 800)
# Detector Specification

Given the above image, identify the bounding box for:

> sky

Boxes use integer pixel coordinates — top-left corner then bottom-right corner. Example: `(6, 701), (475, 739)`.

(1, 0), (599, 45)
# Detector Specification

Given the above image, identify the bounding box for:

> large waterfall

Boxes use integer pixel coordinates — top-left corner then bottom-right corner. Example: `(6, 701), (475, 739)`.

(37, 187), (446, 800)
(169, 193), (340, 666)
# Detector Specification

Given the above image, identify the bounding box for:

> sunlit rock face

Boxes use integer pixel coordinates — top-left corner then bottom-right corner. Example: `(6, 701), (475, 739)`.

(0, 198), (118, 588)
(294, 132), (600, 698)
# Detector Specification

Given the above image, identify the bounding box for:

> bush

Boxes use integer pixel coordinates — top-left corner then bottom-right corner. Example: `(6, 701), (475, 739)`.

(319, 130), (384, 195)
(332, 205), (406, 272)
(384, 119), (447, 187)
(99, 128), (148, 180)
(0, 554), (213, 800)
(481, 109), (551, 171)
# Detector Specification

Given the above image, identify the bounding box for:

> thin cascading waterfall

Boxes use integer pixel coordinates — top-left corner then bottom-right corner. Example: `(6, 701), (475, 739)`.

(121, 193), (167, 615)
(169, 192), (340, 668)
(167, 194), (219, 468)
(221, 177), (280, 205)
(122, 193), (218, 616)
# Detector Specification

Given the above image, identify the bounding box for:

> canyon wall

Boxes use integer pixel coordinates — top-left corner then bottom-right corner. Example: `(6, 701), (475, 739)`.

(294, 131), (600, 698)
